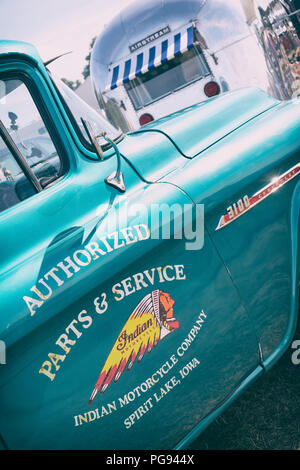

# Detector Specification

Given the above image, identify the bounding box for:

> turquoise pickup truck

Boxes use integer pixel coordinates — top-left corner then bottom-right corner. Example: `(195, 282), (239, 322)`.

(0, 41), (299, 450)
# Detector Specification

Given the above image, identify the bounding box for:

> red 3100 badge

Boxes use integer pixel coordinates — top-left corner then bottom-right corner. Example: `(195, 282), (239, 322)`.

(89, 290), (180, 404)
(216, 163), (300, 230)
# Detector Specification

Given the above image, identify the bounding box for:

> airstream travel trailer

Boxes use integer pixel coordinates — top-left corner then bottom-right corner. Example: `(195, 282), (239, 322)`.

(91, 0), (300, 130)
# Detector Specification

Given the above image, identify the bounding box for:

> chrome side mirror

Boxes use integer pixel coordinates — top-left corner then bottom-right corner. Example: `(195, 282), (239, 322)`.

(81, 118), (103, 160)
(81, 119), (126, 193)
(103, 134), (126, 193)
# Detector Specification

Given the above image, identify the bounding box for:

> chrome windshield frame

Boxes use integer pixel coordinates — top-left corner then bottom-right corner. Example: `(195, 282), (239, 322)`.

(48, 71), (124, 153)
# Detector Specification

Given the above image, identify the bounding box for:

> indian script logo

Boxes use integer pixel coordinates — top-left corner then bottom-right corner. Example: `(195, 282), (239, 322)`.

(89, 290), (179, 404)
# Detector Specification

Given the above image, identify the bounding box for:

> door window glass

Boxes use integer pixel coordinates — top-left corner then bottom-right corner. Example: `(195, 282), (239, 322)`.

(0, 135), (35, 213)
(0, 78), (63, 188)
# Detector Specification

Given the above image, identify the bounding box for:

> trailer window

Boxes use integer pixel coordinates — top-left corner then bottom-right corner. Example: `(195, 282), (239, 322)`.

(125, 46), (210, 110)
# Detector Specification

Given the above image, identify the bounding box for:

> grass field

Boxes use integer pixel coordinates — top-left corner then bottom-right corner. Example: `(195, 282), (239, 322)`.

(188, 312), (300, 450)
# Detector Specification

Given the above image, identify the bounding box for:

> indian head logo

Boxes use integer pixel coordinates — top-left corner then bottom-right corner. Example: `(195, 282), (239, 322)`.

(88, 290), (179, 404)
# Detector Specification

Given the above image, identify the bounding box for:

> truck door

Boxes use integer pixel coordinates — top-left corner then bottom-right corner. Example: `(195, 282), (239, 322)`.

(0, 59), (260, 450)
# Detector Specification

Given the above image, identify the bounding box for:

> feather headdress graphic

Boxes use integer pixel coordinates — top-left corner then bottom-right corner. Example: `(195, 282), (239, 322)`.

(89, 289), (179, 404)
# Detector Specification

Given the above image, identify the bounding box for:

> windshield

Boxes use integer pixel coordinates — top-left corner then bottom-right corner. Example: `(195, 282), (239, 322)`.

(50, 73), (122, 149)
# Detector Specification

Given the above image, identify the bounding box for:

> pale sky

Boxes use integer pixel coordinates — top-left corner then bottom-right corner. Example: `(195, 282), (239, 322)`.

(0, 0), (136, 82)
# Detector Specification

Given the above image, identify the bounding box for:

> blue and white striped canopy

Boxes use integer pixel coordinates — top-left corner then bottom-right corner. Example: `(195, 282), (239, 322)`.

(104, 25), (194, 92)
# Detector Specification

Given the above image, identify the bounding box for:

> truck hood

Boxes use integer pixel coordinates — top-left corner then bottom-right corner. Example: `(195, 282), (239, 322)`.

(117, 88), (279, 182)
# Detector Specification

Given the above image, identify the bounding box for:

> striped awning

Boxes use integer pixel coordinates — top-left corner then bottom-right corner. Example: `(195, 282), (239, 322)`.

(104, 25), (195, 93)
